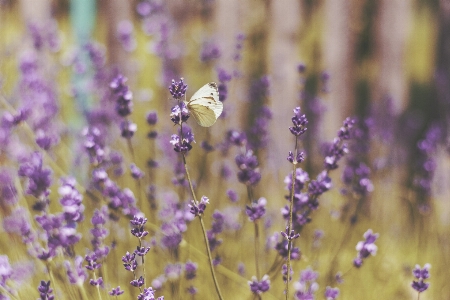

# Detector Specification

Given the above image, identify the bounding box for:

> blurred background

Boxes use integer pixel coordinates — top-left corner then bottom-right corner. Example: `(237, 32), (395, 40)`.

(0, 0), (449, 299)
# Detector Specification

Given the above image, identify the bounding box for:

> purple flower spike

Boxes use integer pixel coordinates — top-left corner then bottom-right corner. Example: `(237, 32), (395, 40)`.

(122, 251), (137, 272)
(85, 253), (101, 271)
(130, 163), (144, 179)
(287, 151), (305, 164)
(281, 264), (293, 283)
(109, 286), (124, 296)
(185, 261), (198, 280)
(131, 215), (148, 226)
(18, 152), (52, 199)
(135, 246), (151, 257)
(131, 276), (145, 287)
(248, 275), (270, 294)
(38, 280), (54, 300)
(170, 102), (190, 125)
(294, 267), (319, 299)
(325, 286), (340, 300)
(120, 120), (137, 139)
(137, 287), (164, 300)
(170, 127), (195, 153)
(110, 74), (133, 117)
(289, 107), (308, 137)
(245, 197), (267, 221)
(235, 149), (261, 186)
(353, 229), (379, 268)
(131, 226), (149, 239)
(281, 226), (300, 241)
(200, 40), (221, 63)
(189, 196), (209, 217)
(169, 78), (188, 100)
(89, 277), (103, 287)
(411, 264), (431, 293)
(146, 111), (158, 125)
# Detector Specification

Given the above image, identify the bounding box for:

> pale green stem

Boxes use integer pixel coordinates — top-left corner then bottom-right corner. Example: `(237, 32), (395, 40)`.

(285, 136), (299, 299)
(182, 153), (224, 300)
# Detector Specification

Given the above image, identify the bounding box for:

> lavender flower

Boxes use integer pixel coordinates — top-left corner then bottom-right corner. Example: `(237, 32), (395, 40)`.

(248, 274), (270, 294)
(169, 78), (187, 100)
(216, 68), (232, 102)
(146, 111), (158, 125)
(289, 107), (308, 136)
(233, 33), (245, 62)
(137, 287), (164, 300)
(245, 197), (267, 221)
(0, 170), (18, 206)
(122, 252), (138, 272)
(293, 267), (319, 300)
(59, 177), (84, 224)
(110, 74), (133, 117)
(226, 189), (238, 202)
(17, 152), (52, 199)
(64, 256), (87, 285)
(411, 264), (430, 293)
(82, 126), (107, 165)
(90, 277), (103, 287)
(37, 280), (54, 300)
(235, 149), (261, 186)
(120, 120), (137, 138)
(249, 105), (272, 150)
(85, 253), (101, 271)
(325, 286), (340, 300)
(130, 276), (145, 287)
(0, 255), (12, 287)
(185, 261), (198, 280)
(189, 196), (209, 217)
(353, 229), (379, 268)
(281, 264), (293, 283)
(170, 102), (190, 125)
(164, 263), (183, 281)
(90, 208), (110, 258)
(170, 126), (195, 153)
(109, 286), (125, 296)
(200, 40), (221, 63)
(130, 163), (144, 179)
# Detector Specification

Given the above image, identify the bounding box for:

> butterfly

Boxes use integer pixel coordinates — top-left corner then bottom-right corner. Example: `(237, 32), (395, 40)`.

(184, 82), (223, 127)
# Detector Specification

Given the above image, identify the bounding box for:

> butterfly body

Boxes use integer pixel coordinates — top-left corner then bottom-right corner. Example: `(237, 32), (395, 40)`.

(184, 82), (223, 127)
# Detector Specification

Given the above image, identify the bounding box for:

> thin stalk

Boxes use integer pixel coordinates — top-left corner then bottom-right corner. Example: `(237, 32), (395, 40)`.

(92, 273), (103, 300)
(127, 137), (144, 204)
(254, 221), (261, 280)
(285, 136), (299, 299)
(182, 152), (224, 300)
(247, 185), (260, 280)
(139, 239), (146, 284)
(79, 285), (89, 300)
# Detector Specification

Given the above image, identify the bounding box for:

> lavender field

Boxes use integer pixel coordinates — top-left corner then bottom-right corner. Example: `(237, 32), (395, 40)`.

(0, 1), (448, 299)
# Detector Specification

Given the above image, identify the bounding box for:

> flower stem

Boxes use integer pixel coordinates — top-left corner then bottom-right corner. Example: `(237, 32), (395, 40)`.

(285, 136), (299, 299)
(92, 273), (103, 300)
(182, 153), (224, 300)
(254, 220), (261, 280)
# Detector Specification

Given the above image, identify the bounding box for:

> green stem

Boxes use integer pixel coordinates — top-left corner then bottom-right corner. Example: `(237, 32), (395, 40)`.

(92, 273), (103, 300)
(199, 215), (224, 300)
(285, 136), (299, 299)
(254, 220), (261, 280)
(182, 153), (224, 300)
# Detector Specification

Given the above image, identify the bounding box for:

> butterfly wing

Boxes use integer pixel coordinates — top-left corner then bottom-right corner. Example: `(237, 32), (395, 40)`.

(186, 82), (223, 127)
(188, 103), (219, 127)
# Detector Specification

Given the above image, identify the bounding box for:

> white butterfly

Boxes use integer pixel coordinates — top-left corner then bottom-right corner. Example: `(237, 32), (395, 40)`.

(184, 82), (223, 127)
